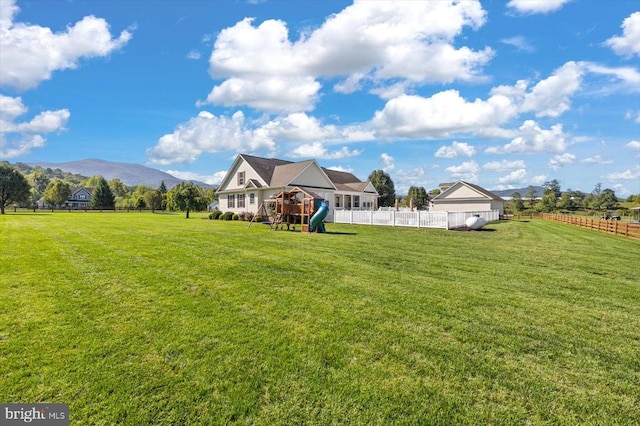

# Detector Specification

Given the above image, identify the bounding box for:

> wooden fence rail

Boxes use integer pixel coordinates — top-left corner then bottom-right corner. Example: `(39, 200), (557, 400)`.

(541, 213), (640, 240)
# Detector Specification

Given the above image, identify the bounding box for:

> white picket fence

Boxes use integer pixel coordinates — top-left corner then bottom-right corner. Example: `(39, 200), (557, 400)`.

(333, 209), (500, 230)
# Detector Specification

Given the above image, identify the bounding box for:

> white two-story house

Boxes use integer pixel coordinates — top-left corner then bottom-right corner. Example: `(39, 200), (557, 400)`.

(216, 154), (379, 222)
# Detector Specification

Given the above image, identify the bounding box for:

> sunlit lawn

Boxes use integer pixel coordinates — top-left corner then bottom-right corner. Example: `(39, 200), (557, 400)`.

(1, 211), (638, 424)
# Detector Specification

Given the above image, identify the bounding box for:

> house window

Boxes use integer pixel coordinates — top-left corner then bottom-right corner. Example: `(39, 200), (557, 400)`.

(228, 194), (235, 208)
(249, 193), (255, 205)
(237, 194), (245, 208)
(354, 196), (360, 208)
(237, 171), (245, 186)
(335, 195), (341, 208)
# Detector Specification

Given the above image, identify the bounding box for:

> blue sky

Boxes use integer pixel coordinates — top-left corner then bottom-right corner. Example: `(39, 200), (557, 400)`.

(1, 0), (639, 195)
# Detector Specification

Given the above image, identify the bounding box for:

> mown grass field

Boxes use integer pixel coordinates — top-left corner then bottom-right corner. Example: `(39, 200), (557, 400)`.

(1, 212), (639, 424)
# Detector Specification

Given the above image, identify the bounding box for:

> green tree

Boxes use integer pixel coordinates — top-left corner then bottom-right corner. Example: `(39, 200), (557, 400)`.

(626, 194), (640, 204)
(511, 191), (524, 212)
(588, 183), (610, 212)
(368, 170), (396, 208)
(157, 181), (168, 209)
(84, 175), (104, 188)
(557, 191), (576, 211)
(28, 169), (50, 196)
(129, 185), (153, 211)
(144, 189), (162, 213)
(27, 169), (50, 211)
(540, 179), (561, 212)
(598, 188), (618, 211)
(544, 179), (561, 199)
(583, 193), (597, 210)
(90, 176), (115, 209)
(108, 178), (129, 198)
(525, 185), (537, 209)
(43, 179), (71, 210)
(406, 186), (429, 210)
(166, 182), (208, 218)
(0, 163), (31, 214)
(568, 190), (585, 211)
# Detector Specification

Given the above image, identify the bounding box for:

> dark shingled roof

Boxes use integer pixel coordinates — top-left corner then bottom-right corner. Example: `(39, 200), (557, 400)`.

(322, 168), (361, 185)
(433, 181), (504, 201)
(240, 154), (292, 185)
(240, 154), (365, 188)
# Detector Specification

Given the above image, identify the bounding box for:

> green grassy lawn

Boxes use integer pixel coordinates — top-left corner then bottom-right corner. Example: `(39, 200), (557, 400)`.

(1, 212), (639, 424)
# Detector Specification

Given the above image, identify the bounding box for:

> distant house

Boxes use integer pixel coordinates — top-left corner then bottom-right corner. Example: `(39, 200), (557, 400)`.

(216, 154), (378, 222)
(430, 181), (504, 215)
(66, 187), (93, 210)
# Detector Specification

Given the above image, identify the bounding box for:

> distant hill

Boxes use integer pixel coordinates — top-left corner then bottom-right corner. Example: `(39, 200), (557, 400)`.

(28, 159), (214, 189)
(492, 186), (544, 198)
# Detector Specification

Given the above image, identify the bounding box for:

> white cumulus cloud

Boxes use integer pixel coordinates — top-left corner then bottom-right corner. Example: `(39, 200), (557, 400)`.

(498, 169), (527, 184)
(531, 175), (548, 185)
(434, 141), (476, 158)
(445, 161), (479, 182)
(0, 0), (132, 90)
(204, 1), (492, 112)
(290, 142), (362, 160)
(164, 170), (218, 185)
(547, 153), (575, 170)
(520, 61), (583, 118)
(380, 153), (394, 172)
(261, 112), (338, 142)
(581, 155), (612, 165)
(605, 165), (640, 180)
(0, 94), (69, 159)
(483, 159), (526, 171)
(486, 120), (567, 154)
(372, 90), (515, 138)
(147, 111), (276, 165)
(605, 12), (640, 58)
(507, 0), (571, 15)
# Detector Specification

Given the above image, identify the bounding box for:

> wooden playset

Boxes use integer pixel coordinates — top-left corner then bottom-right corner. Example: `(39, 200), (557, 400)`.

(249, 187), (327, 232)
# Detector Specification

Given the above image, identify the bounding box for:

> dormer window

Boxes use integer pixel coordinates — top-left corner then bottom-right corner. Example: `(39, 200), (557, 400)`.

(237, 171), (245, 186)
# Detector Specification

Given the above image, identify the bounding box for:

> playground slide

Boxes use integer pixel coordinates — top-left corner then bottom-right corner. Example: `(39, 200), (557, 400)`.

(309, 201), (329, 233)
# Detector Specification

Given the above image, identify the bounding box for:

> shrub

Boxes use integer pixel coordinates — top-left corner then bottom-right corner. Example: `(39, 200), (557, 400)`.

(232, 213), (240, 221)
(238, 211), (253, 221)
(209, 210), (223, 220)
(254, 215), (263, 223)
(222, 211), (234, 220)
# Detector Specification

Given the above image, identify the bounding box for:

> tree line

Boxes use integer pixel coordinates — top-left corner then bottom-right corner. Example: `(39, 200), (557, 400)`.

(508, 179), (637, 215)
(0, 162), (214, 217)
(368, 169), (440, 210)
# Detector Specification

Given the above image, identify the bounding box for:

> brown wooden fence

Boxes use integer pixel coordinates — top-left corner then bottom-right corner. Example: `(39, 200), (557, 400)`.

(541, 214), (640, 240)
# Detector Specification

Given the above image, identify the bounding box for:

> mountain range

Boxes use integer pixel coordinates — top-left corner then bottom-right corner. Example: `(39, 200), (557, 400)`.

(24, 158), (540, 196)
(28, 159), (215, 189)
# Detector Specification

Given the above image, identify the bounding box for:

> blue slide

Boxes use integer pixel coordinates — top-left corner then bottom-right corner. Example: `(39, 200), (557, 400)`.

(309, 201), (329, 233)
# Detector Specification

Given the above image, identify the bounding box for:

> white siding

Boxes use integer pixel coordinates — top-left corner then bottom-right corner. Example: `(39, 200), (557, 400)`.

(432, 201), (492, 212)
(445, 185), (479, 199)
(225, 162), (265, 191)
(290, 165), (333, 189)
